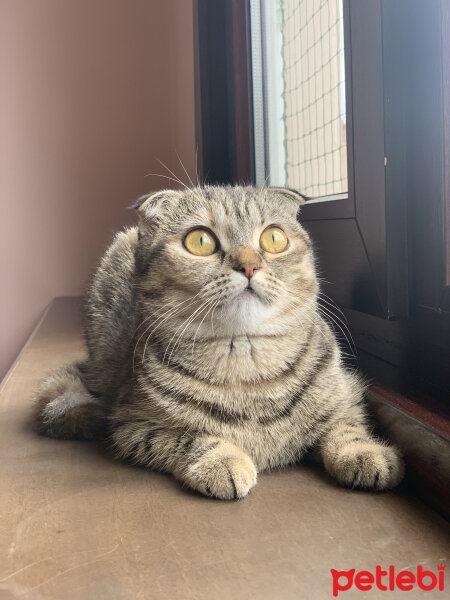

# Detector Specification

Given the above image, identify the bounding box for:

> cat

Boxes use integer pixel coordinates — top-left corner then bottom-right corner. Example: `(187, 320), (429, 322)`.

(34, 186), (404, 499)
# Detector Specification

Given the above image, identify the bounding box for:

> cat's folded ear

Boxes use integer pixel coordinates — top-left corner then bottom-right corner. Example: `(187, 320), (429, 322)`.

(268, 188), (309, 220)
(268, 187), (310, 205)
(130, 189), (183, 226)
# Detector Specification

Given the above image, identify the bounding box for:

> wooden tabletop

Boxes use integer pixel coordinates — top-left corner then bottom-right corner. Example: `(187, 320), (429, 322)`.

(0, 297), (448, 600)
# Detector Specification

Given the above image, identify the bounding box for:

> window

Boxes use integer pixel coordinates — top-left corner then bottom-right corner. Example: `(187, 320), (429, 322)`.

(252, 0), (347, 198)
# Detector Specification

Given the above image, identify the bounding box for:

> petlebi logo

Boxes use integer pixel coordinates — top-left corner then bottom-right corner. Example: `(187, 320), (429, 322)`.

(330, 564), (445, 597)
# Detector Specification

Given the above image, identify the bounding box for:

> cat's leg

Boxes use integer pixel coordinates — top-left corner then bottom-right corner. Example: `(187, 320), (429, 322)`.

(111, 422), (257, 499)
(319, 416), (404, 491)
(34, 362), (107, 440)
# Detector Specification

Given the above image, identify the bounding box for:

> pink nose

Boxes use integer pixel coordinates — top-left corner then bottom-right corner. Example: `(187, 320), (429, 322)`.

(239, 262), (259, 279)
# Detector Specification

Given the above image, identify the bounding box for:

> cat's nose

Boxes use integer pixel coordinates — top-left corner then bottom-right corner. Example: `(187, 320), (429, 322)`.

(232, 248), (261, 278)
(236, 262), (259, 279)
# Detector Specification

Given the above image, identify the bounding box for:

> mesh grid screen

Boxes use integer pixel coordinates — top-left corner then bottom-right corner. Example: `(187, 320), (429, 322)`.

(280, 0), (347, 197)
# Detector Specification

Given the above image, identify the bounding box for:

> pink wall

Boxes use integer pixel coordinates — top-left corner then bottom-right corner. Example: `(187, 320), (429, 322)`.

(0, 0), (196, 380)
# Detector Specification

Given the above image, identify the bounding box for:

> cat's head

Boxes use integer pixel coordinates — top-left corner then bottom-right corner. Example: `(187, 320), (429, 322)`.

(134, 186), (318, 336)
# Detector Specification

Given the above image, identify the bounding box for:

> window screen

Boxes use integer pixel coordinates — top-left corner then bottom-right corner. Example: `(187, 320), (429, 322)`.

(251, 0), (347, 199)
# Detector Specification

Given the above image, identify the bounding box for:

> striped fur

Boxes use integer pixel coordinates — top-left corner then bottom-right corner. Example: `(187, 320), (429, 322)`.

(34, 186), (403, 499)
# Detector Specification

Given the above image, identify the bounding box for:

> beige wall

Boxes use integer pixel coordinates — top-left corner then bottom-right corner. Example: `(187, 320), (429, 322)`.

(0, 0), (196, 381)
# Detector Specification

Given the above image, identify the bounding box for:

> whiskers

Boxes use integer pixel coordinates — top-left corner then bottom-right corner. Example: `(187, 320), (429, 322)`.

(163, 293), (218, 365)
(132, 291), (203, 372)
(144, 153), (209, 205)
(133, 278), (228, 370)
(191, 296), (222, 356)
(316, 291), (358, 366)
(282, 282), (357, 366)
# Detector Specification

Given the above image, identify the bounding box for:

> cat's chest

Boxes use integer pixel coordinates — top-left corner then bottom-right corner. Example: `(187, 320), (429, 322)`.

(139, 333), (308, 428)
(172, 334), (303, 384)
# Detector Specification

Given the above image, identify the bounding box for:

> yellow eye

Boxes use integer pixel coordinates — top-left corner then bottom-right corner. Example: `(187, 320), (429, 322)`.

(260, 227), (288, 253)
(184, 229), (218, 256)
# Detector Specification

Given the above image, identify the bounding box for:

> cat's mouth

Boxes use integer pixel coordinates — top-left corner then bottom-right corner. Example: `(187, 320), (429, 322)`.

(227, 273), (266, 305)
(239, 283), (260, 300)
(228, 284), (260, 303)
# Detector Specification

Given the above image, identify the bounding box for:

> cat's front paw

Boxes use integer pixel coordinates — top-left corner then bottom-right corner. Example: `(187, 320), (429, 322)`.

(184, 440), (257, 500)
(326, 443), (404, 491)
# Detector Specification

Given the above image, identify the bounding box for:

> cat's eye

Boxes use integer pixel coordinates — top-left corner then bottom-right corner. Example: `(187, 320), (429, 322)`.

(184, 229), (218, 256)
(260, 227), (288, 254)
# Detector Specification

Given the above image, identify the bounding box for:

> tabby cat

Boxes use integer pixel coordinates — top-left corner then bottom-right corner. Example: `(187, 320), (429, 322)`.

(34, 186), (403, 499)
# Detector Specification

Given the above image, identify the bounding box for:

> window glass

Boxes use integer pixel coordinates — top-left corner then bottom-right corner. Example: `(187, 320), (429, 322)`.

(252, 0), (347, 198)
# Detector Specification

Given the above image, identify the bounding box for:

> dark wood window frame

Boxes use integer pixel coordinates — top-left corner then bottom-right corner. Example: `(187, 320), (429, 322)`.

(195, 0), (254, 185)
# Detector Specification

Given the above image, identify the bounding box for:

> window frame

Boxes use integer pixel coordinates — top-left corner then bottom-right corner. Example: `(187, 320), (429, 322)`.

(195, 0), (254, 185)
